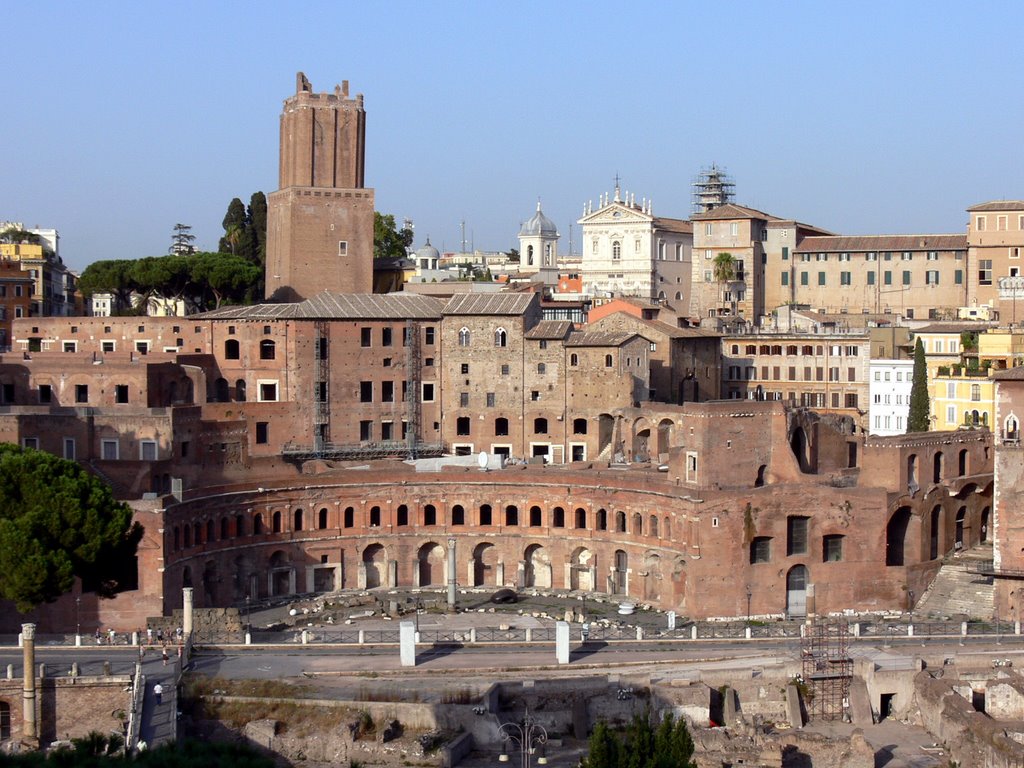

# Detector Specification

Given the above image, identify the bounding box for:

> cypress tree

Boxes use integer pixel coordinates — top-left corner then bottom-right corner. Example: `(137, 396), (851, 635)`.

(907, 337), (930, 432)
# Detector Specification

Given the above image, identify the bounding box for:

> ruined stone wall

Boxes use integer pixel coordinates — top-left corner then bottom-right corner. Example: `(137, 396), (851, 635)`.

(0, 675), (131, 747)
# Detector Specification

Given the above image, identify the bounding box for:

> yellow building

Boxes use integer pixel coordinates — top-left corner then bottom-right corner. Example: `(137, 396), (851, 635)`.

(931, 371), (994, 430)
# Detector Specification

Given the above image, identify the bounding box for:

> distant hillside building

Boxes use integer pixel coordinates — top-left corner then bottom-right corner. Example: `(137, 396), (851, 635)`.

(265, 73), (375, 302)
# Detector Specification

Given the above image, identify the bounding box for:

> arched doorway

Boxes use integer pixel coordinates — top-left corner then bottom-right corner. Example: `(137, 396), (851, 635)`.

(570, 547), (594, 591)
(886, 507), (912, 566)
(363, 544), (386, 589)
(269, 550), (292, 596)
(417, 542), (445, 586)
(643, 552), (661, 601)
(633, 428), (651, 462)
(790, 427), (809, 472)
(981, 506), (990, 543)
(657, 419), (673, 458)
(786, 565), (808, 618)
(473, 542), (496, 586)
(929, 506), (941, 560)
(598, 414), (615, 458)
(524, 544), (550, 588)
(613, 549), (628, 594)
(955, 507), (967, 550)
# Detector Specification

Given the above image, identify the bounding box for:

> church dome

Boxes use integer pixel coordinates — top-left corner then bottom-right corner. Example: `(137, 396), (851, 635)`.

(415, 238), (440, 261)
(519, 201), (558, 237)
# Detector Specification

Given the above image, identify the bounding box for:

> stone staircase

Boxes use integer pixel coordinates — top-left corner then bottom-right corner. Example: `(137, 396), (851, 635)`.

(914, 544), (995, 620)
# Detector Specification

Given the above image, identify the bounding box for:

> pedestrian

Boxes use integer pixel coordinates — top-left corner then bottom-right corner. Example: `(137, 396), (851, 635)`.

(138, 644), (145, 663)
(146, 627), (153, 645)
(175, 626), (182, 642)
(154, 683), (163, 705)
(156, 628), (164, 643)
(162, 647), (169, 666)
(108, 628), (115, 645)
(95, 629), (102, 645)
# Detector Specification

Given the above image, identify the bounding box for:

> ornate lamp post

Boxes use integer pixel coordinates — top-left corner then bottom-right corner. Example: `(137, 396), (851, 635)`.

(498, 707), (548, 768)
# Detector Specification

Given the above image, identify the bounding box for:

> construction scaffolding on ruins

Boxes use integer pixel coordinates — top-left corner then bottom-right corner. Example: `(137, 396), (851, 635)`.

(801, 619), (853, 722)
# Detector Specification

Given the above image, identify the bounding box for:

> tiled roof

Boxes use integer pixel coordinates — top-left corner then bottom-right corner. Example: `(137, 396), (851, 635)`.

(197, 292), (445, 320)
(993, 366), (1024, 380)
(525, 320), (574, 340)
(565, 331), (638, 347)
(967, 201), (1024, 212)
(795, 234), (967, 252)
(690, 203), (780, 221)
(913, 322), (996, 334)
(442, 293), (536, 315)
(652, 217), (693, 234)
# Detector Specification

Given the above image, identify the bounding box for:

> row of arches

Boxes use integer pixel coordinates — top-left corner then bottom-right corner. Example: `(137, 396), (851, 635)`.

(170, 502), (677, 553)
(907, 448), (975, 490)
(885, 501), (990, 566)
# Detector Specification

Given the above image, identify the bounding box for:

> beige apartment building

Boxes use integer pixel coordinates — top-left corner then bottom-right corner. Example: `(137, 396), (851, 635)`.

(765, 234), (967, 320)
(966, 201), (1024, 319)
(720, 332), (871, 425)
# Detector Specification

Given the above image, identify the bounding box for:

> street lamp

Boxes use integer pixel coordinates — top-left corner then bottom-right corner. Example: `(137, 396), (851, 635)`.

(75, 596), (81, 639)
(498, 707), (548, 768)
(908, 590), (914, 629)
(745, 586), (752, 623)
(245, 595), (251, 633)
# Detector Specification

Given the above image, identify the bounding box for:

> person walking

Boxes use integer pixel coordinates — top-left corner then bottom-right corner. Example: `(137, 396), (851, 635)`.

(162, 647), (169, 666)
(154, 683), (163, 705)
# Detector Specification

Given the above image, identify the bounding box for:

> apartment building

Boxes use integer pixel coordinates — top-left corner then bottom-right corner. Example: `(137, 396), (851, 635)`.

(966, 201), (1024, 317)
(868, 359), (914, 435)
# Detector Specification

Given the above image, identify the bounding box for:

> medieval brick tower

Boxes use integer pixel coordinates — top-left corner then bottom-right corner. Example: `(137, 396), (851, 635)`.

(265, 72), (375, 301)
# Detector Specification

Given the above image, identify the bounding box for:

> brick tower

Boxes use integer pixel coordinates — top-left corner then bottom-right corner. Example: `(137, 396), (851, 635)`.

(265, 72), (375, 301)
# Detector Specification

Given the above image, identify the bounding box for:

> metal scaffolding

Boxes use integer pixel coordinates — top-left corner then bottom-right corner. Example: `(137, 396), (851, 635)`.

(692, 164), (735, 214)
(405, 319), (423, 458)
(800, 619), (852, 721)
(313, 320), (330, 454)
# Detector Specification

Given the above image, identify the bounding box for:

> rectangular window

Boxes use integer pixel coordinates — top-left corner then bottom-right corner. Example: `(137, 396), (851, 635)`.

(39, 384), (51, 403)
(927, 251), (938, 261)
(867, 271), (875, 285)
(955, 269), (963, 285)
(823, 535), (843, 562)
(902, 270), (911, 286)
(926, 270), (939, 285)
(425, 326), (435, 345)
(382, 381), (394, 402)
(946, 381), (957, 398)
(800, 272), (808, 286)
(884, 271), (892, 285)
(751, 537), (771, 563)
(115, 384), (129, 404)
(382, 327), (393, 347)
(845, 393), (858, 408)
(360, 420), (373, 441)
(338, 240), (348, 256)
(787, 516), (809, 556)
(461, 363), (470, 374)
(840, 271), (851, 286)
(22, 437), (39, 450)
(360, 327), (371, 347)
(101, 340), (115, 352)
(63, 341), (76, 353)
(730, 222), (739, 237)
(258, 381), (278, 402)
(537, 362), (546, 374)
(360, 381), (373, 402)
(101, 439), (119, 460)
(486, 392), (495, 407)
(63, 437), (75, 460)
(980, 260), (993, 285)
(381, 421), (393, 440)
(781, 272), (789, 286)
(422, 382), (435, 402)
(460, 392), (469, 407)
(75, 384), (88, 403)
(947, 405), (956, 423)
(140, 440), (158, 461)
(781, 246), (789, 261)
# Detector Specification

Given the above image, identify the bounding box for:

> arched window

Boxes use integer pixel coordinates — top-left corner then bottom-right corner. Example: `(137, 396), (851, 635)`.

(1, 699), (11, 741)
(570, 353), (579, 366)
(318, 508), (328, 529)
(632, 512), (643, 535)
(224, 339), (240, 360)
(220, 516), (229, 540)
(495, 417), (509, 436)
(214, 377), (229, 402)
(1006, 415), (1020, 442)
(396, 505), (409, 526)
(206, 520), (214, 542)
(527, 244), (534, 265)
(505, 505), (519, 526)
(529, 506), (542, 526)
(343, 506), (354, 528)
(183, 525), (192, 547)
(480, 504), (493, 525)
(597, 509), (608, 531)
(663, 516), (671, 539)
(424, 504), (437, 525)
(293, 508), (303, 531)
(260, 340), (276, 360)
(236, 379), (246, 401)
(575, 508), (587, 529)
(534, 417), (548, 434)
(193, 522), (201, 545)
(235, 514), (245, 537)
(649, 515), (658, 537)
(544, 243), (552, 263)
(451, 505), (465, 525)
(612, 241), (621, 259)
(369, 506), (381, 527)
(552, 507), (565, 527)
(605, 354), (613, 368)
(272, 511), (282, 533)
(494, 328), (507, 347)
(615, 511), (626, 532)
(173, 526), (180, 550)
(458, 327), (471, 347)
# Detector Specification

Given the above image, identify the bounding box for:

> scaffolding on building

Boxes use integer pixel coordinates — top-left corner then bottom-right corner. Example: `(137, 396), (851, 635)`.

(405, 319), (423, 459)
(692, 164), (735, 214)
(313, 320), (330, 454)
(800, 619), (853, 722)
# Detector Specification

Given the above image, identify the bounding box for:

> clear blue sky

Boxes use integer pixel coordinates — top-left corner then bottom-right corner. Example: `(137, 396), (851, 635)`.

(3, 1), (1022, 272)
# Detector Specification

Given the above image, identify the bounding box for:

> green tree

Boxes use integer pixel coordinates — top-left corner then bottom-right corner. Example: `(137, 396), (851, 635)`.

(0, 445), (141, 611)
(248, 191), (268, 265)
(0, 227), (42, 246)
(582, 721), (620, 768)
(219, 198), (252, 259)
(169, 223), (195, 256)
(908, 337), (931, 433)
(129, 255), (194, 312)
(374, 212), (414, 260)
(190, 251), (263, 309)
(77, 260), (139, 314)
(582, 712), (695, 768)
(713, 251), (736, 284)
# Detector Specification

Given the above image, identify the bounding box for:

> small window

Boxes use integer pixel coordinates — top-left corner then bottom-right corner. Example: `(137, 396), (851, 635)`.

(605, 354), (613, 368)
(360, 381), (373, 402)
(501, 364), (510, 376)
(361, 327), (372, 347)
(101, 340), (115, 353)
(75, 384), (88, 403)
(382, 327), (393, 347)
(339, 240), (348, 256)
(260, 340), (276, 360)
(457, 416), (471, 435)
(258, 382), (278, 402)
(425, 327), (435, 345)
(494, 328), (507, 347)
(115, 384), (129, 404)
(750, 537), (771, 564)
(461, 363), (470, 375)
(22, 437), (39, 450)
(570, 353), (579, 366)
(458, 327), (471, 346)
(537, 362), (546, 374)
(823, 534), (844, 562)
(422, 383), (435, 402)
(140, 440), (158, 461)
(101, 439), (119, 460)
(225, 339), (240, 359)
(787, 516), (809, 556)
(39, 384), (51, 403)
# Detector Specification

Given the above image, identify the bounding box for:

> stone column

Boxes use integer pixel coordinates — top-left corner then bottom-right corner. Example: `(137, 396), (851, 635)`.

(22, 623), (37, 746)
(182, 587), (194, 639)
(399, 621), (416, 667)
(556, 621), (570, 664)
(447, 538), (457, 611)
(496, 561), (505, 587)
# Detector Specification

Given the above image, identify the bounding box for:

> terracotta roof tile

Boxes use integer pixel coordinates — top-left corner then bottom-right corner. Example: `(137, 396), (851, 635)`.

(795, 234), (966, 252)
(442, 293), (536, 315)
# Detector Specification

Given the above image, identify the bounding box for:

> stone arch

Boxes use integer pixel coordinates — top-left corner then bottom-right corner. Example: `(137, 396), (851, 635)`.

(524, 543), (551, 588)
(417, 542), (445, 587)
(929, 505), (942, 560)
(656, 419), (674, 458)
(269, 550), (292, 596)
(569, 547), (594, 591)
(886, 506), (913, 566)
(574, 507), (587, 529)
(632, 512), (643, 535)
(598, 413), (615, 458)
(907, 454), (919, 493)
(643, 552), (662, 601)
(612, 549), (628, 594)
(959, 449), (969, 476)
(786, 565), (808, 617)
(955, 506), (967, 550)
(473, 542), (496, 586)
(790, 426), (810, 473)
(293, 508), (303, 531)
(615, 510), (626, 532)
(933, 452), (944, 483)
(632, 420), (652, 462)
(981, 506), (990, 543)
(649, 515), (658, 538)
(362, 544), (386, 589)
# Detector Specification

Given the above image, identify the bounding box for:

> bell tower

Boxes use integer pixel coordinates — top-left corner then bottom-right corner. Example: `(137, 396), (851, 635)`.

(265, 72), (375, 301)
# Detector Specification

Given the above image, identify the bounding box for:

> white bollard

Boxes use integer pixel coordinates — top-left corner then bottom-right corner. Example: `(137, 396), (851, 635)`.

(301, 630), (308, 645)
(245, 631), (251, 645)
(667, 611), (676, 630)
(400, 621), (416, 667)
(691, 624), (698, 640)
(470, 627), (477, 644)
(556, 621), (570, 664)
